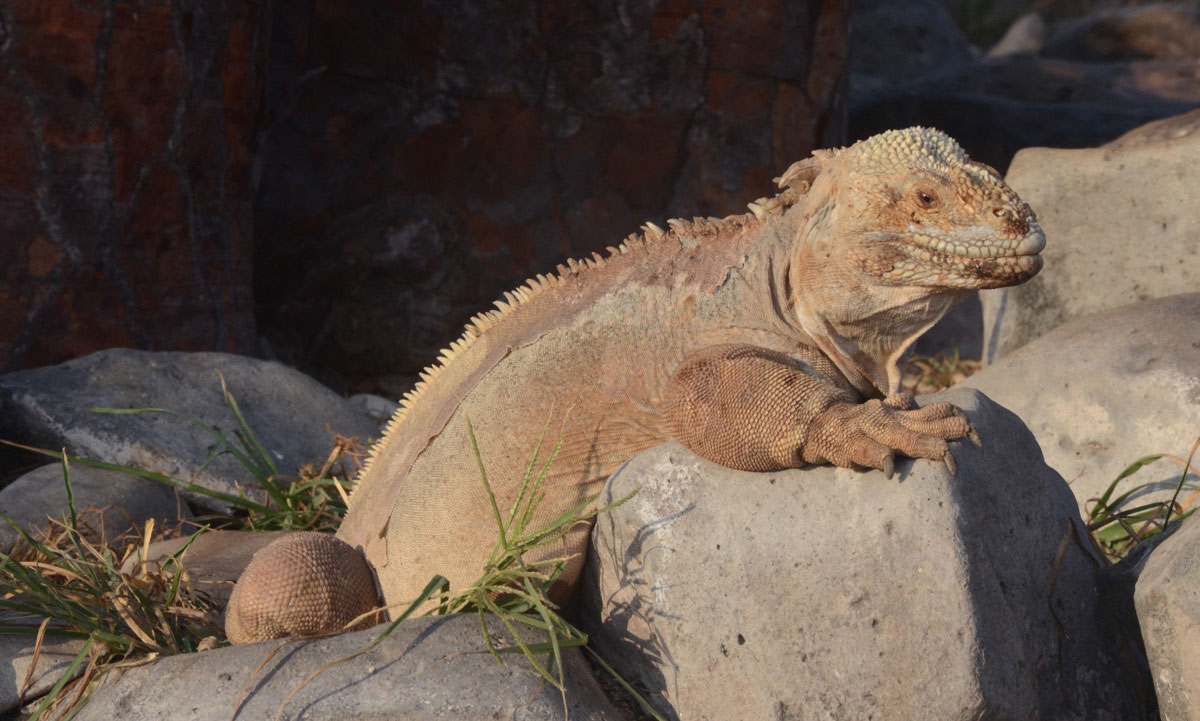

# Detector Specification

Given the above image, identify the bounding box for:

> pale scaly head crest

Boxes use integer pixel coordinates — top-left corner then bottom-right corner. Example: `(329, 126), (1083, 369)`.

(840, 127), (1045, 289)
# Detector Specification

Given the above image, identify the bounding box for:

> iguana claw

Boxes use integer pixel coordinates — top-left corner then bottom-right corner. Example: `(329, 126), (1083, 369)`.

(968, 429), (982, 447)
(944, 453), (957, 476)
(882, 454), (895, 480)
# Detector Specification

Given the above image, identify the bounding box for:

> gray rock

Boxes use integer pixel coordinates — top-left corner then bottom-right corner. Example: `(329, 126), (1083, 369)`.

(72, 614), (624, 721)
(850, 53), (1200, 172)
(0, 633), (86, 716)
(982, 111), (1200, 361)
(850, 0), (975, 103)
(0, 350), (380, 511)
(345, 393), (400, 431)
(120, 530), (298, 609)
(1136, 514), (1200, 721)
(0, 463), (193, 552)
(965, 294), (1200, 519)
(987, 3), (1200, 62)
(579, 388), (1148, 721)
(1106, 105), (1200, 148)
(986, 12), (1048, 58)
(1041, 3), (1200, 62)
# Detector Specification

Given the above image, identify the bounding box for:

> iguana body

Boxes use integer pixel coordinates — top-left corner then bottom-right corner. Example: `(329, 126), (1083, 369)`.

(226, 128), (1044, 643)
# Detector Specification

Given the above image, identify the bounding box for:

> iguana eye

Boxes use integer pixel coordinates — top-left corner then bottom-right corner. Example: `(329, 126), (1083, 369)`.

(914, 189), (940, 209)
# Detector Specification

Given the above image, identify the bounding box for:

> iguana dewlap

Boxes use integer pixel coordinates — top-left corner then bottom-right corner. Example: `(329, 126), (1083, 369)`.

(225, 127), (1044, 643)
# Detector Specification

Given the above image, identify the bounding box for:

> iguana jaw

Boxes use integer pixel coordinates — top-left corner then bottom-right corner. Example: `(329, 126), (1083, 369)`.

(872, 220), (1045, 289)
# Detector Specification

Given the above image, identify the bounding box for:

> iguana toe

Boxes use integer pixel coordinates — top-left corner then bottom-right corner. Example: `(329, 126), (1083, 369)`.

(225, 532), (381, 645)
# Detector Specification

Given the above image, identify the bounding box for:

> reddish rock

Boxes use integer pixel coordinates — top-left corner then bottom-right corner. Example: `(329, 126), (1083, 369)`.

(0, 0), (262, 373)
(254, 0), (849, 395)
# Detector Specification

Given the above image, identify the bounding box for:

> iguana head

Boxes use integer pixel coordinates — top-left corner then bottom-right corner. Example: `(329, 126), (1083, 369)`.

(779, 127), (1045, 396)
(783, 127), (1045, 292)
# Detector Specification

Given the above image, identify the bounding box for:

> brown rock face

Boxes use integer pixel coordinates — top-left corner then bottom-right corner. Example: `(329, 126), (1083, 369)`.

(254, 0), (849, 395)
(0, 1), (261, 372)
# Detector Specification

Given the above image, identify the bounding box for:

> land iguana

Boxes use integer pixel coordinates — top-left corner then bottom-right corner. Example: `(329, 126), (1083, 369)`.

(225, 127), (1045, 643)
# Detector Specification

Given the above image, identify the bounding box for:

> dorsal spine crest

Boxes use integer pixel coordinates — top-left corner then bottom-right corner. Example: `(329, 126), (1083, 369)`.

(351, 159), (816, 492)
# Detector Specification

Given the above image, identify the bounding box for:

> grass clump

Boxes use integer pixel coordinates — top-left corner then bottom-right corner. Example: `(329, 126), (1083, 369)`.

(0, 458), (224, 720)
(1086, 435), (1200, 562)
(0, 376), (368, 719)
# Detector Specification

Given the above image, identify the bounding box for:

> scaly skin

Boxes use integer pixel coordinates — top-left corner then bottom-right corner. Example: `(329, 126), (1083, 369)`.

(226, 128), (1045, 642)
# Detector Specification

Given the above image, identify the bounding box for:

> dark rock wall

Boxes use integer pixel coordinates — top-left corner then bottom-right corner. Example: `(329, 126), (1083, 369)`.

(0, 1), (848, 395)
(0, 1), (263, 372)
(253, 0), (849, 395)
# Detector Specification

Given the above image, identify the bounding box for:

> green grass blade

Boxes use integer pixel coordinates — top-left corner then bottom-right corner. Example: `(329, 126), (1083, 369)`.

(217, 373), (281, 478)
(27, 635), (93, 721)
(0, 441), (275, 514)
(466, 419), (508, 553)
(1164, 437), (1200, 528)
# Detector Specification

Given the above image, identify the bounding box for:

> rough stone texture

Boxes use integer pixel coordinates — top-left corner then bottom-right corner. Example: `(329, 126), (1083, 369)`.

(1105, 104), (1200, 148)
(1136, 514), (1200, 721)
(0, 633), (86, 716)
(0, 1), (262, 375)
(120, 530), (296, 609)
(849, 52), (1200, 172)
(981, 111), (1200, 361)
(965, 293), (1200, 520)
(986, 12), (1049, 58)
(0, 349), (379, 510)
(72, 614), (625, 721)
(579, 388), (1150, 721)
(346, 393), (400, 432)
(850, 0), (975, 103)
(1040, 3), (1200, 62)
(0, 463), (193, 551)
(253, 1), (849, 396)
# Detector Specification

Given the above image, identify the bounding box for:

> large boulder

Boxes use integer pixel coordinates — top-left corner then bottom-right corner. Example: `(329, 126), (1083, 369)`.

(71, 614), (623, 721)
(981, 109), (1200, 362)
(0, 463), (193, 551)
(0, 349), (379, 510)
(579, 388), (1148, 721)
(1136, 515), (1200, 721)
(964, 294), (1200, 519)
(1039, 3), (1200, 62)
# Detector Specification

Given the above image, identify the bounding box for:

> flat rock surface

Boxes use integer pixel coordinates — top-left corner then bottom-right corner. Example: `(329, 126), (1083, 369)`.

(0, 349), (379, 510)
(0, 463), (193, 551)
(965, 293), (1200, 518)
(1136, 514), (1200, 721)
(579, 388), (1148, 721)
(72, 614), (625, 721)
(981, 110), (1200, 361)
(0, 633), (86, 716)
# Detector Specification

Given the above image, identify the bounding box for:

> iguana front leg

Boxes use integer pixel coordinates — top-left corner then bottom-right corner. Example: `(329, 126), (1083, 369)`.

(664, 344), (973, 477)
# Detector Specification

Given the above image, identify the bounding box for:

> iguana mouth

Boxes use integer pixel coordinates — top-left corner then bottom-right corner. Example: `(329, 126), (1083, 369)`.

(881, 226), (1046, 288)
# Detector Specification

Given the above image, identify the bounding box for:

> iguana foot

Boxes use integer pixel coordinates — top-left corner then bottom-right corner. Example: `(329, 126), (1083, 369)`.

(225, 532), (381, 644)
(804, 397), (973, 479)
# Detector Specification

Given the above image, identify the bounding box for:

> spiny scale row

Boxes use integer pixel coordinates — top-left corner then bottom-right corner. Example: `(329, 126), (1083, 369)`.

(356, 189), (805, 484)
